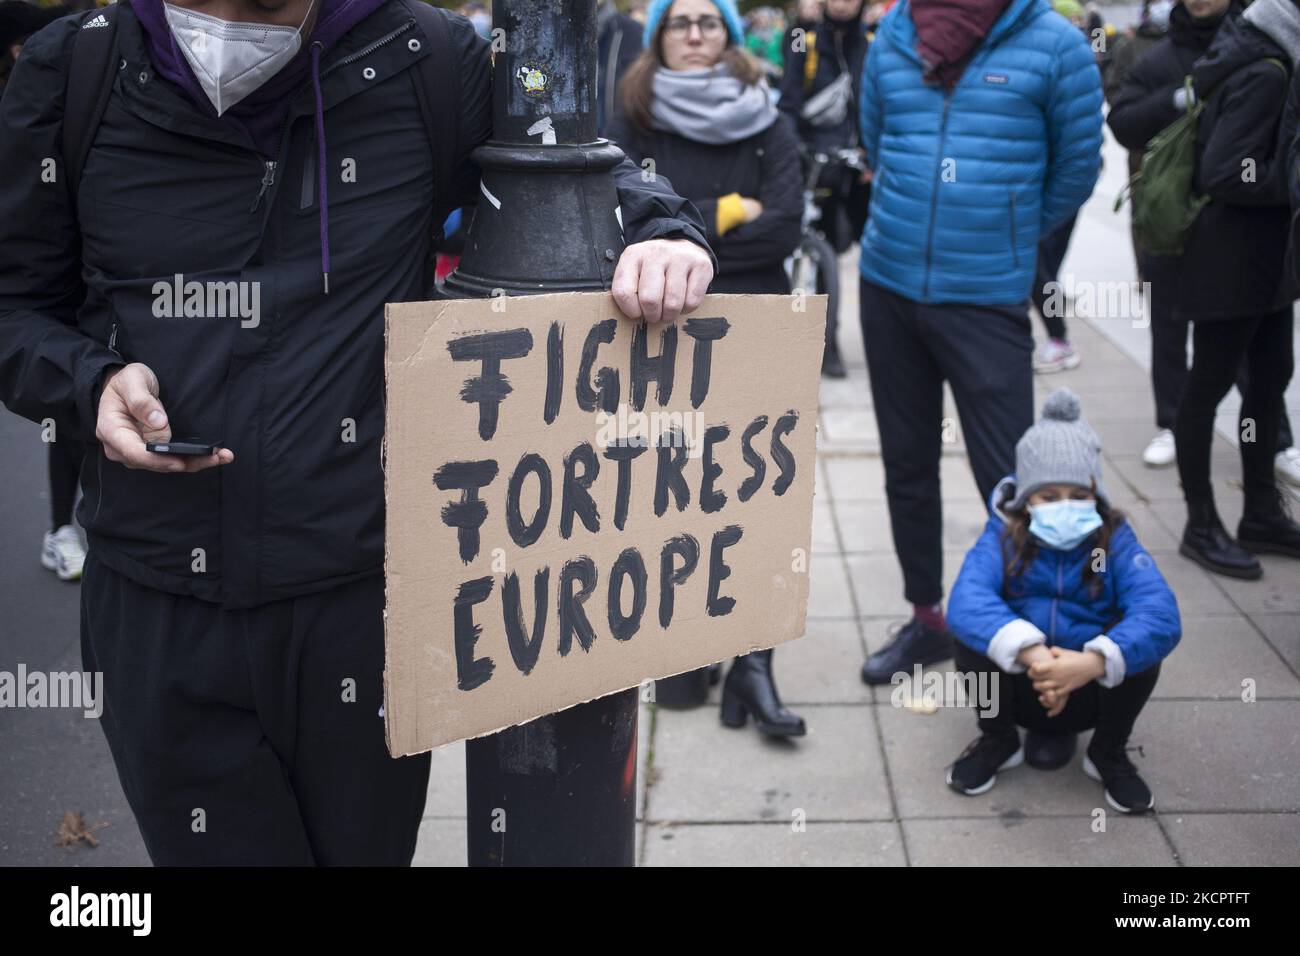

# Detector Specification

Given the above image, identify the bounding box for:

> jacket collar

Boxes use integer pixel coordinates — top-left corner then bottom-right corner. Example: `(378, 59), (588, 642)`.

(114, 0), (428, 154)
(881, 0), (1047, 67)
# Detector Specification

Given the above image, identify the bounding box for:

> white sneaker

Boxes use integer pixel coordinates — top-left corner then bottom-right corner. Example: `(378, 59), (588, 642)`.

(1276, 447), (1300, 488)
(1143, 429), (1176, 468)
(1033, 338), (1081, 374)
(41, 525), (86, 581)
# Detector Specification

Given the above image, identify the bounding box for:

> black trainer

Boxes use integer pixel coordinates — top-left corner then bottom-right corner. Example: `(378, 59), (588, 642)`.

(1024, 730), (1077, 770)
(861, 618), (954, 685)
(946, 733), (1023, 796)
(1083, 743), (1154, 813)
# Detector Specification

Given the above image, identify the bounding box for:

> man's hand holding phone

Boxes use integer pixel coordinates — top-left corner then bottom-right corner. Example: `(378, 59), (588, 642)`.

(95, 363), (233, 473)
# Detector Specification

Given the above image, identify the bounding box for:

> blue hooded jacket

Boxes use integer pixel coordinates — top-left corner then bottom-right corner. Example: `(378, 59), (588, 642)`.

(857, 0), (1103, 304)
(948, 478), (1181, 683)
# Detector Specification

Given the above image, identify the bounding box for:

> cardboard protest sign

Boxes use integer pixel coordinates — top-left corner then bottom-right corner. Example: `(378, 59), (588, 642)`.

(383, 292), (825, 755)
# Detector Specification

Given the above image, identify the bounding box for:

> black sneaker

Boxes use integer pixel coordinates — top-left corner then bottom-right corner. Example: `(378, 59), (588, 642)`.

(1024, 730), (1077, 770)
(861, 618), (954, 685)
(1083, 744), (1154, 813)
(946, 733), (1023, 796)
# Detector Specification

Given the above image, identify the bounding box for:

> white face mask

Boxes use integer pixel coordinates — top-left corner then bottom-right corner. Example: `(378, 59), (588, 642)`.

(164, 0), (316, 115)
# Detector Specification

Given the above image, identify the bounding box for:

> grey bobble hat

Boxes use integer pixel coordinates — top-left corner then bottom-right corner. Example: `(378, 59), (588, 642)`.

(1008, 389), (1108, 511)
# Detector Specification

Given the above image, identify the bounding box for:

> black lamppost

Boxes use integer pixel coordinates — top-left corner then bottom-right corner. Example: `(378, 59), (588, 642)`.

(448, 0), (639, 867)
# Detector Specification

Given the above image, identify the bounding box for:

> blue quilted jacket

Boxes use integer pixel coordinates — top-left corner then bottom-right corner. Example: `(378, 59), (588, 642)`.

(948, 479), (1181, 679)
(857, 0), (1103, 304)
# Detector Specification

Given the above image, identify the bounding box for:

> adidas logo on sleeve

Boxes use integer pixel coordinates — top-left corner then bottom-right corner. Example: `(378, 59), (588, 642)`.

(83, 13), (110, 29)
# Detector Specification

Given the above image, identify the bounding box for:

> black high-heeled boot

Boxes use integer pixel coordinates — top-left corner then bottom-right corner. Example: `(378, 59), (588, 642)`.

(720, 649), (806, 737)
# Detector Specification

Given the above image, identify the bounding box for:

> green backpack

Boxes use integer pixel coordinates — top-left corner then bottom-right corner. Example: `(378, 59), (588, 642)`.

(1115, 59), (1287, 257)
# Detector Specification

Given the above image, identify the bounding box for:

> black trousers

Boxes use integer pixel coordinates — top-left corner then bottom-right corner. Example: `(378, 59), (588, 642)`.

(1175, 308), (1295, 515)
(1146, 253), (1293, 446)
(1031, 214), (1079, 342)
(48, 436), (83, 530)
(80, 552), (431, 865)
(859, 278), (1035, 605)
(954, 642), (1159, 750)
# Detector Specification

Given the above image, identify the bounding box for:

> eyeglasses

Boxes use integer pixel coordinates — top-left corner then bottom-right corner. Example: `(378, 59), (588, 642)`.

(664, 15), (726, 38)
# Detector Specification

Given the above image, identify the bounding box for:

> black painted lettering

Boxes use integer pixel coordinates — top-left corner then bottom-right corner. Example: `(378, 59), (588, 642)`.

(707, 525), (744, 617)
(505, 452), (551, 548)
(683, 317), (730, 409)
(447, 329), (533, 441)
(454, 576), (495, 690)
(659, 534), (700, 628)
(557, 556), (598, 656)
(771, 410), (799, 496)
(738, 414), (768, 502)
(434, 459), (499, 563)
(607, 548), (648, 641)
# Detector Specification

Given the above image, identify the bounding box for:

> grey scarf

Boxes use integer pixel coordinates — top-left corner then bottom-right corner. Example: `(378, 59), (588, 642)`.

(649, 65), (779, 145)
(1244, 0), (1300, 67)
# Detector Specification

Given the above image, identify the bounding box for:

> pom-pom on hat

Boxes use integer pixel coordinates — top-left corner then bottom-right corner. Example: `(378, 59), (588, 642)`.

(643, 0), (746, 49)
(1008, 388), (1108, 510)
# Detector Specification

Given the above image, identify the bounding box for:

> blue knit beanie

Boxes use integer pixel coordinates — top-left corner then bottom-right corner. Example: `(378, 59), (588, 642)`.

(642, 0), (746, 48)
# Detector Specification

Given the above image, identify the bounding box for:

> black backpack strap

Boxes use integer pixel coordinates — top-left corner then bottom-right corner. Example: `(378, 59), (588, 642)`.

(402, 0), (461, 231)
(62, 4), (121, 203)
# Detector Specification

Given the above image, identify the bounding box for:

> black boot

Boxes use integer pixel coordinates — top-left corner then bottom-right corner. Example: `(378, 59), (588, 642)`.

(1238, 489), (1300, 558)
(720, 649), (806, 737)
(1180, 501), (1262, 580)
(654, 667), (711, 709)
(861, 618), (954, 685)
(821, 338), (846, 379)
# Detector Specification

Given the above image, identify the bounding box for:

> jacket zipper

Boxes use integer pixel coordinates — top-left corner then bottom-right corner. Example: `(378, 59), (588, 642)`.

(247, 19), (416, 215)
(250, 161), (278, 213)
(1049, 553), (1063, 642)
(322, 19), (415, 77)
(1008, 191), (1019, 267)
(922, 92), (952, 300)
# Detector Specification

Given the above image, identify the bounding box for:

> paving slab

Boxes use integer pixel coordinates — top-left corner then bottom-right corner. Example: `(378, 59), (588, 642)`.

(642, 821), (905, 866)
(646, 704), (891, 824)
(903, 816), (1177, 866)
(1162, 812), (1300, 866)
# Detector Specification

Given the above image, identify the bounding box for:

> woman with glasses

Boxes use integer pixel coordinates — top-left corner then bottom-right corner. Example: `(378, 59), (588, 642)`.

(605, 0), (807, 738)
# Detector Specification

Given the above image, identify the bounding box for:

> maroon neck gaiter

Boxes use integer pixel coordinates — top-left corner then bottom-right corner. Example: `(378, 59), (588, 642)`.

(911, 0), (1013, 90)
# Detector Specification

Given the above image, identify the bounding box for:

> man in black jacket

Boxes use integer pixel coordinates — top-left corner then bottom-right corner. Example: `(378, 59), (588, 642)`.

(778, 0), (870, 377)
(0, 0), (715, 865)
(1108, 0), (1233, 470)
(1160, 0), (1300, 578)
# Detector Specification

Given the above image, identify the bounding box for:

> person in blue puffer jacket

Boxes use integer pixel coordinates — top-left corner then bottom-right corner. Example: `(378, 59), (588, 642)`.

(946, 389), (1180, 813)
(854, 0), (1105, 693)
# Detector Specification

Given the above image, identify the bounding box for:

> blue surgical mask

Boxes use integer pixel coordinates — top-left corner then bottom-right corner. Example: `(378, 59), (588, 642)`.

(1029, 500), (1103, 551)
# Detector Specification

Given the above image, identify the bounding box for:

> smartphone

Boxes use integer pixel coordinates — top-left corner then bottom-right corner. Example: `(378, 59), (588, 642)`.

(145, 438), (222, 456)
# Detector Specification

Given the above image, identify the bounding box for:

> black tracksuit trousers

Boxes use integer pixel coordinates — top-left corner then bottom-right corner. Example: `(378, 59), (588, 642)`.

(954, 642), (1159, 748)
(79, 552), (431, 865)
(859, 278), (1035, 606)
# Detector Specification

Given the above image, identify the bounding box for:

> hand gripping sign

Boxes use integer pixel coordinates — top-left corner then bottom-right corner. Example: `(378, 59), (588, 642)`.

(383, 292), (826, 754)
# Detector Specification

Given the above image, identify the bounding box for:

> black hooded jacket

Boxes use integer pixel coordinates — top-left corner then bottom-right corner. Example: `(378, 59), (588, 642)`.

(1176, 5), (1296, 321)
(777, 10), (870, 153)
(0, 1), (714, 609)
(1107, 0), (1236, 151)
